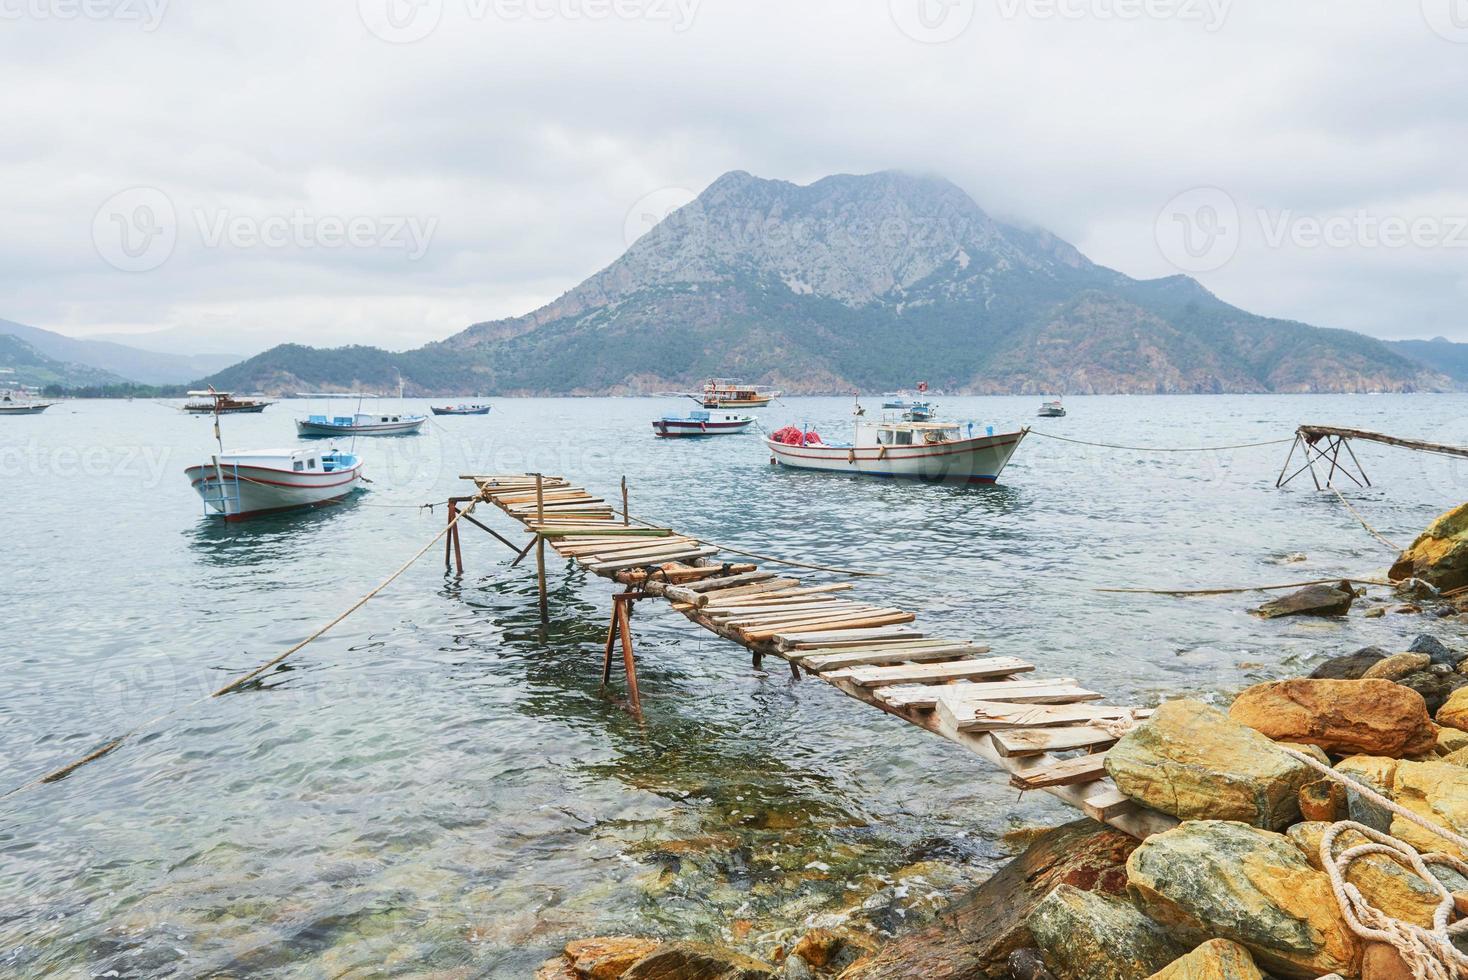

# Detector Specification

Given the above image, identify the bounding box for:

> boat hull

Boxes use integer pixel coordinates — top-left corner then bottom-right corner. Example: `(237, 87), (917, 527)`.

(766, 429), (1026, 484)
(430, 407), (491, 416)
(702, 396), (773, 409)
(185, 404), (268, 415)
(653, 418), (754, 438)
(186, 461), (364, 520)
(295, 418), (426, 436)
(0, 404), (51, 415)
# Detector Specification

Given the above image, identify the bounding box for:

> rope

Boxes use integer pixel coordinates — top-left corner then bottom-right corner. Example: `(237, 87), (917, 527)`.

(1096, 578), (1393, 597)
(1, 499), (480, 801)
(1330, 488), (1403, 553)
(1028, 429), (1295, 453)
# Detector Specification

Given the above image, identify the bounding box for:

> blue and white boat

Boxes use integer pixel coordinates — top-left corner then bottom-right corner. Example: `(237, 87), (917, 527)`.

(187, 448), (365, 520)
(296, 412), (426, 436)
(652, 409), (755, 438)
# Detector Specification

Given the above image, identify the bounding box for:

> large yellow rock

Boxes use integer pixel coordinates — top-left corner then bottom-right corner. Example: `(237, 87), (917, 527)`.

(1439, 687), (1468, 732)
(1229, 679), (1438, 758)
(1388, 760), (1468, 861)
(1286, 822), (1444, 929)
(564, 937), (662, 979)
(1148, 939), (1265, 980)
(1390, 501), (1468, 590)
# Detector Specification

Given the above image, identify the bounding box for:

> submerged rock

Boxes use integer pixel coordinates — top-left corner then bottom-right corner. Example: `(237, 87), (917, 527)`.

(565, 937), (663, 979)
(1253, 583), (1354, 619)
(622, 941), (776, 979)
(1105, 700), (1312, 829)
(1360, 653), (1431, 681)
(1028, 885), (1186, 980)
(1310, 647), (1387, 680)
(1227, 679), (1438, 758)
(1125, 821), (1360, 979)
(1147, 939), (1264, 980)
(844, 819), (1137, 980)
(1390, 502), (1468, 591)
(789, 928), (875, 974)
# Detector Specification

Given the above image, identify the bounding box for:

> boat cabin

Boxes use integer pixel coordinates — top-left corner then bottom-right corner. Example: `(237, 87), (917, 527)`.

(217, 448), (358, 473)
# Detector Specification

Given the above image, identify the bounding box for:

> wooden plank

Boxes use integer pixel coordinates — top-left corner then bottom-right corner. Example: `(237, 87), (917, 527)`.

(753, 611), (914, 642)
(711, 602), (876, 624)
(557, 537), (700, 557)
(879, 679), (1099, 710)
(703, 584), (853, 606)
(723, 607), (886, 630)
(990, 726), (1119, 758)
(533, 527), (672, 538)
(1010, 753), (1109, 790)
(682, 572), (780, 593)
(778, 628), (925, 650)
(588, 547), (719, 573)
(826, 657), (1035, 687)
(571, 539), (705, 562)
(1079, 786), (1139, 823)
(949, 703), (1152, 733)
(688, 578), (799, 601)
(799, 644), (990, 671)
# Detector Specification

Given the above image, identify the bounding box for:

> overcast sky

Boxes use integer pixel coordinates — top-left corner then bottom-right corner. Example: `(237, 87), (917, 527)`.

(2, 0), (1465, 355)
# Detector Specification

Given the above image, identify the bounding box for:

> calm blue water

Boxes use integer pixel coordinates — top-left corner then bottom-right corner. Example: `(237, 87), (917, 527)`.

(2, 395), (1465, 978)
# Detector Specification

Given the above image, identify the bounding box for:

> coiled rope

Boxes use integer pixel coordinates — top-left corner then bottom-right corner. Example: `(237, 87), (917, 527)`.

(1028, 429), (1295, 453)
(1, 499), (480, 801)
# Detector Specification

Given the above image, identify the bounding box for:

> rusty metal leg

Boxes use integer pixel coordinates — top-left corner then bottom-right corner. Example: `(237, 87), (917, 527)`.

(602, 603), (619, 686)
(617, 599), (641, 713)
(445, 500), (457, 570)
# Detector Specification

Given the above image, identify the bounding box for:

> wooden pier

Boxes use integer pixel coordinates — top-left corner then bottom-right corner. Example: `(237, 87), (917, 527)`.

(1277, 424), (1468, 489)
(460, 473), (1176, 841)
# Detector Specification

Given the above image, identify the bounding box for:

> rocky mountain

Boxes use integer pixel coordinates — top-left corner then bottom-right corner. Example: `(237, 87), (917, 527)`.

(1388, 337), (1468, 384)
(0, 319), (240, 385)
(202, 170), (1446, 396)
(0, 334), (127, 388)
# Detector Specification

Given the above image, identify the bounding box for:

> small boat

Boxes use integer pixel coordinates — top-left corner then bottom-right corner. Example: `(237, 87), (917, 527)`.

(0, 389), (53, 415)
(182, 392), (271, 414)
(1038, 400), (1066, 418)
(693, 378), (781, 409)
(187, 448), (364, 520)
(900, 401), (936, 422)
(883, 382), (934, 419)
(767, 418), (1027, 484)
(296, 412), (426, 436)
(652, 410), (755, 438)
(431, 403), (491, 416)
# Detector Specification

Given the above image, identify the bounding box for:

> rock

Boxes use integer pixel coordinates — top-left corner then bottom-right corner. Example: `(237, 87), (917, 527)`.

(844, 819), (1137, 980)
(1007, 949), (1056, 980)
(1397, 670), (1468, 714)
(1298, 779), (1347, 822)
(565, 937), (663, 979)
(1286, 822), (1446, 929)
(1310, 647), (1387, 680)
(1105, 700), (1312, 829)
(622, 942), (776, 980)
(1147, 939), (1264, 980)
(1028, 885), (1186, 980)
(1390, 502), (1468, 591)
(1444, 745), (1468, 766)
(1125, 821), (1360, 979)
(1364, 607), (1386, 618)
(1227, 679), (1438, 758)
(780, 954), (813, 979)
(1396, 577), (1442, 600)
(1362, 943), (1415, 980)
(1439, 687), (1468, 731)
(1335, 756), (1400, 832)
(1408, 634), (1465, 667)
(1438, 727), (1468, 755)
(1361, 653), (1432, 680)
(789, 928), (874, 973)
(1394, 605), (1422, 614)
(1385, 760), (1468, 861)
(1253, 582), (1354, 619)
(536, 956), (579, 980)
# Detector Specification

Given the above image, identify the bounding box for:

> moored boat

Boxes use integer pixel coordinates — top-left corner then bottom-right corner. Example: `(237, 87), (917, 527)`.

(430, 403), (491, 416)
(766, 418), (1027, 484)
(187, 448), (365, 520)
(1038, 400), (1066, 418)
(183, 392), (271, 414)
(693, 378), (781, 409)
(296, 412), (427, 436)
(0, 389), (53, 415)
(652, 410), (755, 438)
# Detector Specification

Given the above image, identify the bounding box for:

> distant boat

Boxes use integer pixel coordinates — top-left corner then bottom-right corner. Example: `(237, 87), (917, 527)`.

(692, 378), (781, 409)
(652, 410), (755, 438)
(182, 391), (271, 414)
(431, 403), (491, 416)
(767, 418), (1027, 484)
(0, 389), (53, 415)
(1038, 400), (1066, 418)
(883, 382), (934, 419)
(187, 448), (365, 520)
(296, 412), (426, 437)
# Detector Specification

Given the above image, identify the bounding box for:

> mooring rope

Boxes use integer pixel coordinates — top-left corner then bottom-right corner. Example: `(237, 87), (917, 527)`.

(1096, 577), (1394, 597)
(1330, 488), (1403, 554)
(0, 499), (480, 801)
(1028, 429), (1295, 453)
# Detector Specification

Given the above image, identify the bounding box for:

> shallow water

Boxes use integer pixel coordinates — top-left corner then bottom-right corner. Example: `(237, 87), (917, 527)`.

(2, 394), (1466, 978)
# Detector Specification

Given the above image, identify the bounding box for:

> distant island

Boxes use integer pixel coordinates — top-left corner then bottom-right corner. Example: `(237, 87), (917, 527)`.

(5, 171), (1463, 396)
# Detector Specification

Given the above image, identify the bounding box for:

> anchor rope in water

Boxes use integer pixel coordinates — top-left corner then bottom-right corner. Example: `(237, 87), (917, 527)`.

(0, 499), (480, 802)
(1096, 577), (1395, 597)
(1330, 488), (1404, 554)
(1028, 429), (1296, 453)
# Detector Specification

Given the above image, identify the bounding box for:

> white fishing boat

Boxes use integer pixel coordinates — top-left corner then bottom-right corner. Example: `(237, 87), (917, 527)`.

(183, 390), (365, 519)
(295, 389), (426, 436)
(652, 410), (755, 438)
(1038, 400), (1066, 418)
(766, 417), (1027, 484)
(0, 389), (54, 415)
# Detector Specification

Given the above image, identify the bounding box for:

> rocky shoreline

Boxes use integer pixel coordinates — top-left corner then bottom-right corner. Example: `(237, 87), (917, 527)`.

(536, 505), (1468, 980)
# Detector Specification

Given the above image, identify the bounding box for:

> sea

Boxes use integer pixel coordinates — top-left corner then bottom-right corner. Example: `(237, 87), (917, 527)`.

(2, 394), (1465, 978)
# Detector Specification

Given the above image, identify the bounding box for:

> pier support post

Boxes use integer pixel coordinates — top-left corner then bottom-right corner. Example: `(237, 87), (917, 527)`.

(621, 476), (629, 527)
(601, 592), (642, 713)
(534, 473), (549, 624)
(444, 499), (464, 575)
